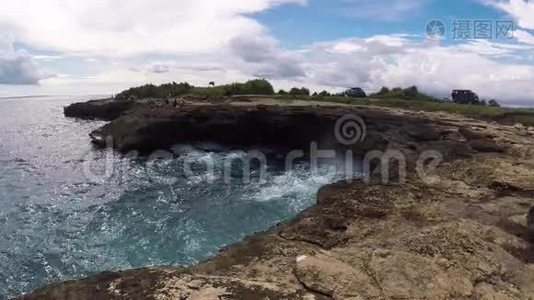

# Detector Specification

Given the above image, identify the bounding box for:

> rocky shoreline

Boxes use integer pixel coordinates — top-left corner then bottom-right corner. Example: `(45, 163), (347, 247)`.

(21, 98), (534, 299)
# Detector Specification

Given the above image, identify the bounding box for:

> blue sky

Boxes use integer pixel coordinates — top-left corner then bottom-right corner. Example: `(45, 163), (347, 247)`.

(256, 0), (508, 47)
(0, 0), (533, 105)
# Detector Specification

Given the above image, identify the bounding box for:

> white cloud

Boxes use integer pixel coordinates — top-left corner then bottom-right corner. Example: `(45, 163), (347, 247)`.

(515, 29), (534, 45)
(0, 35), (51, 85)
(0, 0), (308, 90)
(23, 33), (534, 105)
(0, 0), (306, 57)
(454, 39), (532, 55)
(229, 35), (305, 79)
(147, 64), (171, 74)
(0, 54), (48, 85)
(486, 0), (534, 30)
(310, 34), (418, 55)
(301, 36), (534, 104)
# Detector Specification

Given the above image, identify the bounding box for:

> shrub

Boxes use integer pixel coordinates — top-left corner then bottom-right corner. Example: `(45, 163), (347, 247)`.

(224, 83), (243, 96)
(403, 86), (419, 100)
(191, 86), (227, 97)
(370, 85), (436, 102)
(489, 99), (501, 107)
(288, 87), (310, 96)
(370, 87), (401, 98)
(115, 82), (193, 100)
(241, 79), (275, 95)
(378, 87), (390, 95)
(319, 90), (331, 97)
(224, 79), (275, 96)
(115, 79), (276, 100)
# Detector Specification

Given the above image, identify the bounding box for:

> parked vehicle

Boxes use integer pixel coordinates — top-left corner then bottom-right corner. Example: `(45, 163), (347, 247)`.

(452, 90), (480, 104)
(343, 87), (367, 98)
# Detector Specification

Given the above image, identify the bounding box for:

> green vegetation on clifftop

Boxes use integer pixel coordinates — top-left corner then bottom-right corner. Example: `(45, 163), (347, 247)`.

(370, 86), (437, 102)
(115, 79), (534, 126)
(115, 79), (274, 100)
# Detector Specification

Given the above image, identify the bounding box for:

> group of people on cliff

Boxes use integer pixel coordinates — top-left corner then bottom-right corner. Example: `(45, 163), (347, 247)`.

(148, 97), (185, 109)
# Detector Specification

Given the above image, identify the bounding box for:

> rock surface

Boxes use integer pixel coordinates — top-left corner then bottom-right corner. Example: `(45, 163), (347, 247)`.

(22, 99), (534, 299)
(529, 206), (534, 240)
(64, 98), (134, 120)
(85, 100), (487, 161)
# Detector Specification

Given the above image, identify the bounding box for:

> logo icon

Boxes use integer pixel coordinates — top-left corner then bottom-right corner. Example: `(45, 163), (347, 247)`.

(426, 20), (446, 40)
(335, 114), (367, 146)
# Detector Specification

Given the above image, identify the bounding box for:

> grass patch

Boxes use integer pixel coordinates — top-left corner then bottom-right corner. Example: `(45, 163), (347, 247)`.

(362, 98), (534, 126)
(278, 95), (534, 126)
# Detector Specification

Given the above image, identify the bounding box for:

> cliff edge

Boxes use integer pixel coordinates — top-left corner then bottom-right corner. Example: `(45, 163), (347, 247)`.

(21, 99), (534, 299)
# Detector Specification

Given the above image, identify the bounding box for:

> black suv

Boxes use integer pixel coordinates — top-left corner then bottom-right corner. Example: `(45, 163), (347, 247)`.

(452, 90), (480, 104)
(343, 87), (367, 98)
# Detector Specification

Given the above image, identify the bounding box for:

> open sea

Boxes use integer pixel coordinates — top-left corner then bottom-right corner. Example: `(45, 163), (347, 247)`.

(0, 96), (357, 298)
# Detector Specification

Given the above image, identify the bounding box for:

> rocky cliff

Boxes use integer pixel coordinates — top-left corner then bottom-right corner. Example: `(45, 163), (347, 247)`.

(21, 99), (534, 299)
(64, 98), (135, 120)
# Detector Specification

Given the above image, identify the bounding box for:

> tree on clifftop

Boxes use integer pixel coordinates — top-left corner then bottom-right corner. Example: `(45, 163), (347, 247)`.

(289, 87), (310, 96)
(488, 99), (501, 107)
(223, 79), (275, 96)
(377, 87), (390, 95)
(403, 86), (419, 100)
(115, 82), (193, 100)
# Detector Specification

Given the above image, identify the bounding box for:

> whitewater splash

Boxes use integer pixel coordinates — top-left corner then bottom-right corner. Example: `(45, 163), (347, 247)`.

(170, 144), (356, 212)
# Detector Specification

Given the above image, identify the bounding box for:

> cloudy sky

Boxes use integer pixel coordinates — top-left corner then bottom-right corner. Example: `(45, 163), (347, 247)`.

(0, 0), (533, 105)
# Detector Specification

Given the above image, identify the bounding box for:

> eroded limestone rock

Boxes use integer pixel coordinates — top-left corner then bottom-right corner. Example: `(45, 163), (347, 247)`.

(21, 101), (534, 299)
(528, 206), (534, 239)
